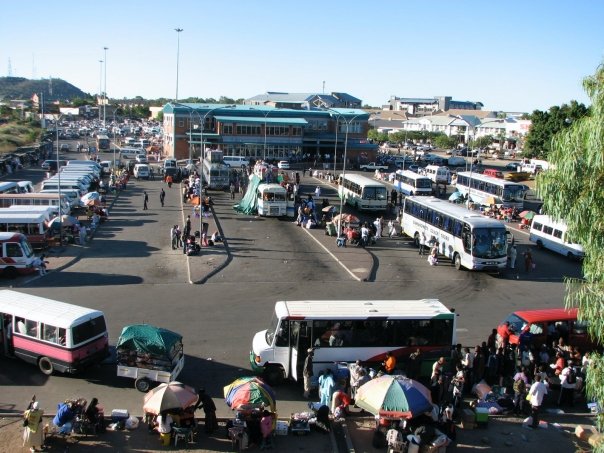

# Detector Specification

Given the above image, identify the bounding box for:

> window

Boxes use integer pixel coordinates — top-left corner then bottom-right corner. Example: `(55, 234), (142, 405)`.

(275, 320), (289, 347)
(25, 319), (38, 338)
(532, 222), (543, 232)
(71, 315), (106, 345)
(42, 323), (66, 344)
(543, 226), (553, 235)
(178, 120), (184, 127)
(5, 243), (22, 257)
(222, 124), (233, 135)
(553, 229), (563, 239)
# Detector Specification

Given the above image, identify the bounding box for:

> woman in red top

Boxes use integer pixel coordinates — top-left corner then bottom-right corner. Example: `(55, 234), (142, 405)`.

(553, 352), (566, 376)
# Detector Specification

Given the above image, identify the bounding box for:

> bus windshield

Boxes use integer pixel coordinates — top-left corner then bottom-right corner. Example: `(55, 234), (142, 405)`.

(20, 237), (34, 258)
(72, 315), (107, 345)
(502, 185), (526, 202)
(415, 179), (432, 189)
(472, 228), (507, 259)
(265, 312), (279, 345)
(362, 186), (387, 200)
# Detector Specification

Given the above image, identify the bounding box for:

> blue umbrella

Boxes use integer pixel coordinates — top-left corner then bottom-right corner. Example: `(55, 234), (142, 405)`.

(449, 191), (462, 202)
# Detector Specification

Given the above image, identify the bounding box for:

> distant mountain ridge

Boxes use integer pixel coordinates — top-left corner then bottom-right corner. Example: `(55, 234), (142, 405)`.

(0, 77), (89, 101)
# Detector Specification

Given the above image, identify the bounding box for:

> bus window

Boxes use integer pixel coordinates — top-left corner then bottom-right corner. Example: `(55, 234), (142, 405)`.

(5, 243), (22, 257)
(274, 320), (289, 347)
(71, 315), (107, 346)
(42, 323), (58, 343)
(25, 319), (38, 338)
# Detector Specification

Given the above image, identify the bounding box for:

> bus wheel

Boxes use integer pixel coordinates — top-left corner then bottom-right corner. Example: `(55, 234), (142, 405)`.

(264, 366), (284, 386)
(454, 253), (463, 270)
(38, 356), (54, 375)
(3, 267), (17, 279)
(536, 240), (544, 249)
(135, 377), (151, 392)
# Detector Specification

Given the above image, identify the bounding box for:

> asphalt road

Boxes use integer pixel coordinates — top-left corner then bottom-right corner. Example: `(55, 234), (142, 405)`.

(0, 152), (584, 420)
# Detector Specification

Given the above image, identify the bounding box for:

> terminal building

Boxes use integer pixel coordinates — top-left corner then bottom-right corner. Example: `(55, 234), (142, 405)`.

(162, 102), (377, 165)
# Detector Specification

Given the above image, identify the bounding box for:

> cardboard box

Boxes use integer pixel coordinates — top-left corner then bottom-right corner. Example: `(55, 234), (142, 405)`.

(475, 407), (489, 424)
(461, 408), (476, 429)
(111, 409), (129, 422)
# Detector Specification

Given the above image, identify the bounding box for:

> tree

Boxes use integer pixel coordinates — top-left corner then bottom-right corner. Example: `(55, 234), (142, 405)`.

(474, 135), (494, 149)
(537, 63), (604, 444)
(433, 134), (457, 149)
(367, 129), (388, 143)
(524, 100), (589, 158)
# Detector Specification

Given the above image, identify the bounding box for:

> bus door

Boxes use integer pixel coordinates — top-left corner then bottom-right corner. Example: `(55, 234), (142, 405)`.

(288, 320), (312, 382)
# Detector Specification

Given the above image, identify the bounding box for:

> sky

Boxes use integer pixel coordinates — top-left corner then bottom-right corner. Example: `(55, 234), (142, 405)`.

(2, 1), (603, 113)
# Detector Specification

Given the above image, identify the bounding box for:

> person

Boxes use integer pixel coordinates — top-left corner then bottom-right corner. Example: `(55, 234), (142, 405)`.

(461, 347), (475, 388)
(509, 245), (518, 269)
(318, 369), (335, 408)
(85, 397), (105, 431)
(23, 401), (44, 452)
(159, 188), (165, 207)
(53, 400), (75, 435)
(382, 352), (396, 374)
(156, 410), (173, 435)
(197, 388), (217, 434)
(331, 388), (351, 417)
(171, 225), (178, 249)
(527, 374), (548, 429)
(558, 360), (576, 407)
(32, 254), (48, 276)
(184, 215), (192, 239)
(419, 231), (427, 255)
(524, 249), (533, 272)
(230, 182), (236, 200)
(428, 245), (438, 266)
(166, 174), (173, 188)
(451, 363), (465, 408)
(432, 357), (445, 380)
(260, 410), (273, 450)
(143, 191), (149, 210)
(512, 368), (529, 416)
(348, 360), (364, 400)
(303, 348), (314, 399)
(314, 186), (321, 199)
(360, 223), (369, 248)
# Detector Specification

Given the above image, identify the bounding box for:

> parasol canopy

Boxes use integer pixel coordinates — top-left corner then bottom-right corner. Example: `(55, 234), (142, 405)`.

(448, 191), (462, 202)
(143, 381), (198, 416)
(223, 376), (276, 412)
(483, 196), (497, 206)
(355, 375), (433, 419)
(332, 213), (360, 224)
(80, 192), (100, 204)
(48, 215), (80, 229)
(519, 210), (536, 220)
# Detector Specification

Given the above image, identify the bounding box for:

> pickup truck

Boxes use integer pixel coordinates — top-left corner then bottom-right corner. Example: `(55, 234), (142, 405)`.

(359, 162), (389, 172)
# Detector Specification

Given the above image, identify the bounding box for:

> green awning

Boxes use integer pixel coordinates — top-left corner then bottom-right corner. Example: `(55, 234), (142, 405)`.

(214, 116), (308, 125)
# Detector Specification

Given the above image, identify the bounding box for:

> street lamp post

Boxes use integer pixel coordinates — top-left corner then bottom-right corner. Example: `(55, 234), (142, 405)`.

(54, 114), (64, 245)
(103, 47), (108, 126)
(174, 28), (183, 102)
(98, 60), (103, 122)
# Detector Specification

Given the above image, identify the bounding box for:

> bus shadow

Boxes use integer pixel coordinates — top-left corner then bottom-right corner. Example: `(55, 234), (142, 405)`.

(26, 272), (144, 287)
(0, 356), (49, 389)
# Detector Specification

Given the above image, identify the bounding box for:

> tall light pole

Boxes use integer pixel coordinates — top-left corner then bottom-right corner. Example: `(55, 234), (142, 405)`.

(174, 28), (183, 102)
(54, 114), (64, 245)
(103, 47), (108, 126)
(98, 60), (103, 122)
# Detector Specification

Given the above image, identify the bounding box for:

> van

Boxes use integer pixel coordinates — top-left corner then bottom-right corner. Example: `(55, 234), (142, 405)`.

(163, 158), (177, 169)
(17, 181), (35, 194)
(133, 164), (150, 180)
(0, 212), (50, 249)
(40, 181), (87, 196)
(423, 165), (450, 184)
(0, 193), (72, 215)
(66, 160), (102, 172)
(496, 308), (592, 350)
(0, 232), (36, 278)
(39, 189), (80, 206)
(120, 148), (140, 159)
(529, 215), (584, 259)
(483, 168), (504, 179)
(521, 163), (543, 175)
(223, 155), (250, 168)
(2, 205), (58, 222)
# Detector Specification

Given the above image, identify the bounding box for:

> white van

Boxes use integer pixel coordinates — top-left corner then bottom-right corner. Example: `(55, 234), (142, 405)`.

(163, 158), (177, 169)
(0, 232), (37, 278)
(521, 162), (543, 175)
(223, 156), (250, 168)
(424, 165), (451, 184)
(41, 181), (87, 196)
(120, 148), (140, 159)
(66, 160), (102, 172)
(17, 181), (35, 194)
(133, 164), (150, 180)
(529, 215), (584, 259)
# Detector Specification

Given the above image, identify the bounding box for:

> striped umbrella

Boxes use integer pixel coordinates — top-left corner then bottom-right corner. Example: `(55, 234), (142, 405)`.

(224, 376), (276, 411)
(143, 381), (199, 416)
(355, 375), (432, 419)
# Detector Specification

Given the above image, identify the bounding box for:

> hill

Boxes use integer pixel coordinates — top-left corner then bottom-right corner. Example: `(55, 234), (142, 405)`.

(0, 77), (89, 102)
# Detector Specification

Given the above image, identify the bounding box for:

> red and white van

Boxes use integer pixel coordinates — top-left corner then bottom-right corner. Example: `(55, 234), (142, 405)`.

(0, 232), (37, 278)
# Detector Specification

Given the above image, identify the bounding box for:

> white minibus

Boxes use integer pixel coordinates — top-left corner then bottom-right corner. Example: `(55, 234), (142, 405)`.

(0, 193), (72, 214)
(0, 233), (36, 278)
(394, 170), (433, 196)
(223, 156), (250, 168)
(256, 184), (288, 217)
(1, 206), (58, 221)
(424, 166), (451, 184)
(0, 290), (110, 374)
(529, 215), (584, 259)
(41, 181), (87, 196)
(17, 181), (35, 194)
(337, 173), (388, 211)
(0, 212), (50, 248)
(250, 299), (456, 384)
(66, 160), (102, 172)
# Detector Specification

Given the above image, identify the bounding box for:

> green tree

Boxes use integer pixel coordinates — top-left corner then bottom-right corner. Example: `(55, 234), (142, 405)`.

(537, 63), (604, 444)
(524, 101), (589, 158)
(367, 129), (388, 143)
(474, 135), (494, 149)
(433, 134), (457, 149)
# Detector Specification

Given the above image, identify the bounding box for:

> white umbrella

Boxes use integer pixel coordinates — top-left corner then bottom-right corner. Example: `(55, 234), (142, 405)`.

(80, 192), (100, 204)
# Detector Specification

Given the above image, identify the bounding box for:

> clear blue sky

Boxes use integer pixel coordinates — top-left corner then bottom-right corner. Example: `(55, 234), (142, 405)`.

(2, 0), (603, 112)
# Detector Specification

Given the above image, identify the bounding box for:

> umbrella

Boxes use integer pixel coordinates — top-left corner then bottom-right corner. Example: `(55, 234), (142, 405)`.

(355, 375), (433, 419)
(448, 191), (462, 202)
(483, 196), (497, 206)
(85, 199), (101, 206)
(48, 215), (80, 229)
(143, 381), (199, 416)
(80, 192), (100, 204)
(321, 205), (337, 213)
(224, 377), (276, 412)
(519, 210), (536, 220)
(332, 213), (360, 224)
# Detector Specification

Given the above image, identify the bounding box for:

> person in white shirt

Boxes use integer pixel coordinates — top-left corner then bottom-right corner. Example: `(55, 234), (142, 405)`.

(558, 361), (576, 407)
(527, 374), (548, 429)
(462, 347), (475, 388)
(156, 412), (173, 434)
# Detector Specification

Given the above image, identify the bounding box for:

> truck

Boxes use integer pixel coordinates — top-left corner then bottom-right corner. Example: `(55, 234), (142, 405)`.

(359, 162), (389, 172)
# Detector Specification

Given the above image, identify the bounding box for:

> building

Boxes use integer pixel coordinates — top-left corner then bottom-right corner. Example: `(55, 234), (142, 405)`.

(383, 96), (483, 116)
(162, 104), (377, 165)
(245, 91), (362, 110)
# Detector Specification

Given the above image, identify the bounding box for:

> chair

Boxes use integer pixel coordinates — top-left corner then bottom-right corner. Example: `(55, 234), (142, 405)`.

(173, 427), (194, 447)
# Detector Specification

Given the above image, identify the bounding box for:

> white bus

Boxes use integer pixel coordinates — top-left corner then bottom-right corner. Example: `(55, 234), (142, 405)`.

(202, 158), (230, 190)
(402, 196), (509, 271)
(256, 183), (288, 217)
(0, 290), (110, 375)
(529, 215), (584, 260)
(455, 171), (527, 209)
(250, 299), (456, 384)
(337, 173), (388, 212)
(0, 193), (72, 214)
(393, 170), (433, 196)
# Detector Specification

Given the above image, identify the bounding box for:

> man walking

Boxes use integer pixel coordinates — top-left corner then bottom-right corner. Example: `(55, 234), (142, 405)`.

(143, 191), (149, 210)
(159, 188), (165, 207)
(229, 182), (235, 200)
(419, 231), (426, 255)
(527, 374), (548, 429)
(303, 348), (314, 399)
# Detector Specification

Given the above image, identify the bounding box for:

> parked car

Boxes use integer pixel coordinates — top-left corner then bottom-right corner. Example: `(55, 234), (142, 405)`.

(407, 165), (420, 173)
(277, 160), (290, 170)
(505, 162), (520, 171)
(136, 154), (148, 164)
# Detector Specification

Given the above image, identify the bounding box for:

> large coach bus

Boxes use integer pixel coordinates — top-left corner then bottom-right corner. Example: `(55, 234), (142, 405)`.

(96, 134), (110, 151)
(454, 171), (527, 209)
(402, 196), (509, 271)
(0, 290), (110, 375)
(202, 158), (230, 190)
(250, 299), (456, 384)
(393, 170), (433, 196)
(337, 173), (388, 212)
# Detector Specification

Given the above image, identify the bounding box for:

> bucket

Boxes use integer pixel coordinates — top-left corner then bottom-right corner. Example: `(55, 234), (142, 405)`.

(160, 432), (171, 446)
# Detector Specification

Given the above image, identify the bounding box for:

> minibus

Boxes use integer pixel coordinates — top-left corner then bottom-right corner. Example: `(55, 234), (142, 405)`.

(0, 212), (50, 248)
(67, 160), (102, 172)
(17, 181), (35, 194)
(0, 290), (110, 374)
(529, 215), (584, 259)
(256, 184), (288, 217)
(423, 165), (451, 184)
(61, 166), (100, 178)
(39, 189), (80, 205)
(41, 180), (88, 196)
(1, 206), (58, 222)
(496, 308), (593, 351)
(0, 182), (19, 195)
(0, 193), (72, 214)
(0, 233), (36, 278)
(223, 156), (250, 168)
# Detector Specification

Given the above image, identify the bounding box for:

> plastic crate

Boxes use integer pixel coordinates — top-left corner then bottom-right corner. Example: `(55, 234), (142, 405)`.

(111, 409), (129, 422)
(275, 420), (289, 436)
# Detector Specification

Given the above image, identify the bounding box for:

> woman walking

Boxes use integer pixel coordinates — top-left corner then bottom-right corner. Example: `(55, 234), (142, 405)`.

(23, 401), (44, 452)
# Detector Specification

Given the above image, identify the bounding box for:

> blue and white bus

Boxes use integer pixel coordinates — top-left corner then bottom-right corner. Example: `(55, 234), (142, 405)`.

(393, 170), (433, 196)
(454, 171), (527, 209)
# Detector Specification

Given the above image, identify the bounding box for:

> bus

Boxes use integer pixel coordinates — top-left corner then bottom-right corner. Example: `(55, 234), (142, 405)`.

(0, 233), (36, 278)
(454, 171), (528, 209)
(402, 196), (509, 271)
(529, 215), (584, 260)
(0, 212), (50, 249)
(393, 170), (433, 196)
(0, 182), (19, 195)
(250, 299), (456, 384)
(96, 134), (110, 150)
(256, 183), (289, 217)
(202, 158), (230, 190)
(0, 193), (72, 214)
(0, 290), (110, 375)
(337, 173), (388, 212)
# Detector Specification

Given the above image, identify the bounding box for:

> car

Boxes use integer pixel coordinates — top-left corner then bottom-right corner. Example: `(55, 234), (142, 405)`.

(60, 144), (70, 152)
(277, 160), (290, 170)
(505, 162), (520, 171)
(41, 160), (68, 171)
(504, 171), (531, 182)
(136, 154), (148, 164)
(407, 165), (420, 173)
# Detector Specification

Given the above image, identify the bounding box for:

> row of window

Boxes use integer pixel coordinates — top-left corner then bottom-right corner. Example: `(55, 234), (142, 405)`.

(404, 199), (466, 237)
(532, 222), (563, 239)
(12, 316), (66, 345)
(456, 175), (504, 196)
(396, 173), (432, 189)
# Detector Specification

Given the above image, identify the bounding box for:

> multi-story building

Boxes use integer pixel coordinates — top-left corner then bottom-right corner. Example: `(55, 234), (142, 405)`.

(245, 91), (362, 110)
(162, 103), (377, 165)
(383, 96), (483, 116)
